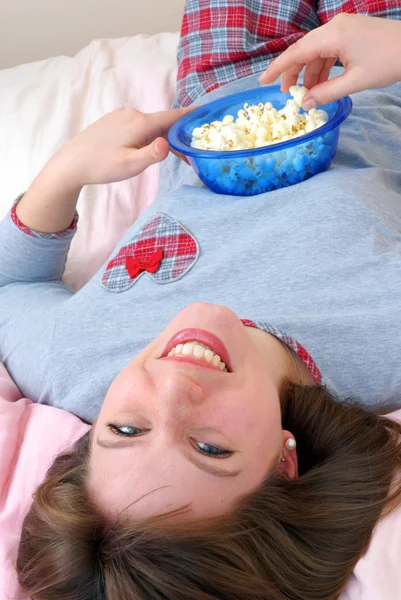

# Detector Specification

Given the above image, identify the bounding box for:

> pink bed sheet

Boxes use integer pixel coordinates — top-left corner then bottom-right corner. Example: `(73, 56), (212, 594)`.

(0, 364), (89, 598)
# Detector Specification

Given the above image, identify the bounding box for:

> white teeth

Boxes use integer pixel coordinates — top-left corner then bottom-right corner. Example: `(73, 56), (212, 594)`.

(204, 349), (214, 363)
(193, 344), (205, 359)
(182, 342), (194, 355)
(212, 354), (221, 367)
(166, 340), (229, 371)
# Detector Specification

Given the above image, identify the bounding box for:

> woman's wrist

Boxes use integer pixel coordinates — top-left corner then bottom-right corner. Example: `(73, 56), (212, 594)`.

(15, 151), (83, 234)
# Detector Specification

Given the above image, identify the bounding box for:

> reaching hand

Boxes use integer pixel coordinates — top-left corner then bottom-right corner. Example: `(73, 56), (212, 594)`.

(259, 14), (401, 110)
(57, 107), (193, 186)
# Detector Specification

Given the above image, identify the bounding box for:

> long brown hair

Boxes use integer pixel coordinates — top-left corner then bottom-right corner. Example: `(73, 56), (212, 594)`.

(17, 383), (401, 600)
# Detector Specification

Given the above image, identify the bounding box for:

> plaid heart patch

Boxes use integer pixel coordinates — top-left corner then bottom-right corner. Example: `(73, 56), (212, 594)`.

(101, 213), (200, 293)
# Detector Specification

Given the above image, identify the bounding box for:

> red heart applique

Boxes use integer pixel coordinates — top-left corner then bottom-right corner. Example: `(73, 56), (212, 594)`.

(101, 213), (199, 292)
(125, 248), (163, 280)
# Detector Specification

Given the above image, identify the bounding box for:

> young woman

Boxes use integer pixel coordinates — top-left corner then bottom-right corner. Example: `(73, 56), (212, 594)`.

(3, 2), (401, 599)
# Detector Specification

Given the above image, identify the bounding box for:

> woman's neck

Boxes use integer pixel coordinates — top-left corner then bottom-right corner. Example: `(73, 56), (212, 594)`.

(246, 326), (317, 388)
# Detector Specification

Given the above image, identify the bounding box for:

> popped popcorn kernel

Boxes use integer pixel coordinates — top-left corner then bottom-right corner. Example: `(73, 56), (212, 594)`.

(191, 87), (328, 152)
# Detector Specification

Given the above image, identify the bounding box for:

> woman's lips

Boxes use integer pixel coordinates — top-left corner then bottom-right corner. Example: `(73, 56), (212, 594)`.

(160, 328), (232, 372)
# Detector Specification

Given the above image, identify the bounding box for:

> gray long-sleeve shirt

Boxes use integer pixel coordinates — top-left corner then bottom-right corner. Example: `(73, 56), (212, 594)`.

(1, 71), (401, 424)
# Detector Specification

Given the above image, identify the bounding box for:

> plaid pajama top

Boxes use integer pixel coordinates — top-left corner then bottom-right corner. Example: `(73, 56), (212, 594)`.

(174, 0), (401, 107)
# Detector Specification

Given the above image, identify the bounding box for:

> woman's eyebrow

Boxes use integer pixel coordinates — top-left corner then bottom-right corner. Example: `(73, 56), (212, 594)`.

(96, 437), (242, 478)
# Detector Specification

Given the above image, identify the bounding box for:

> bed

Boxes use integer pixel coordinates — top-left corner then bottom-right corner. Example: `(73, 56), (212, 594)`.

(0, 31), (400, 600)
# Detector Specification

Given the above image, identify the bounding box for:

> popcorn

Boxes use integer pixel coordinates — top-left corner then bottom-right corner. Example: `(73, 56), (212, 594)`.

(289, 84), (308, 107)
(222, 115), (234, 126)
(188, 86), (334, 196)
(190, 86), (329, 152)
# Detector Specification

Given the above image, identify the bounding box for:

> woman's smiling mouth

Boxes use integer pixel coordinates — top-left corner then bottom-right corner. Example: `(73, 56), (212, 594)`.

(160, 328), (232, 372)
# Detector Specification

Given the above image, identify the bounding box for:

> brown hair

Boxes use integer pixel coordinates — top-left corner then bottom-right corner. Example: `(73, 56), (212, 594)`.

(17, 383), (401, 600)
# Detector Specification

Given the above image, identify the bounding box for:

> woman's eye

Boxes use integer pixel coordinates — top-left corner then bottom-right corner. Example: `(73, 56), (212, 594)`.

(107, 425), (232, 458)
(107, 424), (142, 436)
(195, 442), (232, 458)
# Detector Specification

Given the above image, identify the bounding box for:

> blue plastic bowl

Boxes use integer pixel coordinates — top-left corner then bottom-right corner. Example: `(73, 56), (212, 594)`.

(168, 86), (352, 196)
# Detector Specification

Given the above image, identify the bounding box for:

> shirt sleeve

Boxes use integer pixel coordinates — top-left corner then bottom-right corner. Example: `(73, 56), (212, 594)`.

(0, 194), (79, 287)
(0, 195), (78, 402)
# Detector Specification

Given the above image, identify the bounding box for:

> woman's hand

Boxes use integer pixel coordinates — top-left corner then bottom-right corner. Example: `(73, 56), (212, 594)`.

(57, 107), (193, 187)
(16, 107), (193, 234)
(259, 14), (401, 110)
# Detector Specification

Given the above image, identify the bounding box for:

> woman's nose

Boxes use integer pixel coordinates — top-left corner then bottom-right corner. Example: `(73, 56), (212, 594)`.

(155, 368), (205, 416)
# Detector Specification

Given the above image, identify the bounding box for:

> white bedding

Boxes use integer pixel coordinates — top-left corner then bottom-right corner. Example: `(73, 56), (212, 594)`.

(0, 33), (179, 290)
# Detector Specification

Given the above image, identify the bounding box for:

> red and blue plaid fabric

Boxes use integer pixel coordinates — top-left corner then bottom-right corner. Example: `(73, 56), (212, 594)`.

(102, 213), (199, 292)
(242, 318), (322, 385)
(317, 0), (401, 24)
(174, 0), (321, 107)
(174, 0), (401, 107)
(11, 194), (78, 239)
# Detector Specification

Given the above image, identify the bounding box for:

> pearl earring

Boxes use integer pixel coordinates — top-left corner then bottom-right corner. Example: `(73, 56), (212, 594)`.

(281, 457), (286, 463)
(285, 438), (297, 450)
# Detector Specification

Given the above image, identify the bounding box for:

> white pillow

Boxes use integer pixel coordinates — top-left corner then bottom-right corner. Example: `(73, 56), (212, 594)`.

(0, 33), (179, 290)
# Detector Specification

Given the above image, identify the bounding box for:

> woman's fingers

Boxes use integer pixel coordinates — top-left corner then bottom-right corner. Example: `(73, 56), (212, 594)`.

(140, 106), (196, 147)
(260, 14), (401, 107)
(129, 106), (195, 149)
(126, 137), (170, 178)
(303, 57), (328, 91)
(261, 54), (304, 88)
(302, 57), (337, 98)
(261, 52), (339, 107)
(258, 24), (344, 108)
(301, 70), (355, 108)
(259, 25), (340, 97)
(319, 57), (338, 84)
(125, 138), (191, 181)
(281, 64), (304, 93)
(259, 30), (324, 85)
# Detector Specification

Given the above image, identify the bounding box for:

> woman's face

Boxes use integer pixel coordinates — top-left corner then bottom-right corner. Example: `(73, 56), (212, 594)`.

(89, 303), (297, 520)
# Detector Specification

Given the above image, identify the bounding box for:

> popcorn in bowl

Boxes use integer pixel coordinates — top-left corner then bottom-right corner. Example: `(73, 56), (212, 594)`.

(168, 84), (352, 196)
(191, 86), (329, 151)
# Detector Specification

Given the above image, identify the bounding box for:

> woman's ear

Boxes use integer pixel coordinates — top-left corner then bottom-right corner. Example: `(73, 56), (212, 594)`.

(281, 430), (298, 480)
